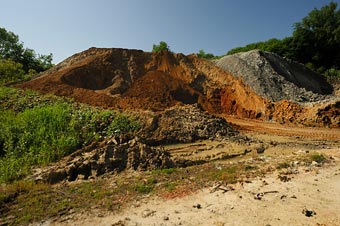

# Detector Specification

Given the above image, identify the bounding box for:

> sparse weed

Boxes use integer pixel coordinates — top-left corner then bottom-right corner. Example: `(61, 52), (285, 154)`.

(277, 162), (291, 169)
(152, 168), (177, 175)
(245, 165), (259, 171)
(310, 153), (327, 164)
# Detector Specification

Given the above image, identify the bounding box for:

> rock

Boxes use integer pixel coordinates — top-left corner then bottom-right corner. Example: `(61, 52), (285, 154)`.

(302, 208), (316, 217)
(255, 144), (265, 154)
(278, 175), (292, 182)
(142, 209), (156, 218)
(311, 161), (319, 166)
(47, 169), (67, 184)
(193, 204), (202, 209)
(30, 137), (175, 184)
(163, 216), (169, 221)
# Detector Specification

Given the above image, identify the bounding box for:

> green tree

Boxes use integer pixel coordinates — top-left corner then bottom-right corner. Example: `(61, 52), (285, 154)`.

(152, 41), (170, 52)
(0, 27), (53, 73)
(197, 49), (215, 59)
(292, 2), (340, 71)
(225, 2), (340, 75)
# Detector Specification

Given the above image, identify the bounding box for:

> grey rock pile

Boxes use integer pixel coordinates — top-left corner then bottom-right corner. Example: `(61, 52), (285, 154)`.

(215, 50), (333, 103)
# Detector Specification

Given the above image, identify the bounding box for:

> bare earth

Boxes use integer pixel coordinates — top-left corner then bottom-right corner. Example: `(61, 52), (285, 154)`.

(39, 120), (340, 226)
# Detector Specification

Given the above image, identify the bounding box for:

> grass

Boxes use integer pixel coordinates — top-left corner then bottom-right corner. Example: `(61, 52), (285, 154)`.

(310, 152), (327, 164)
(152, 168), (177, 175)
(0, 87), (141, 183)
(277, 162), (291, 169)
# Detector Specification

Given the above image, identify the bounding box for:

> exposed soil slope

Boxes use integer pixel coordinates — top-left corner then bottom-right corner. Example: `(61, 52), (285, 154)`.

(17, 48), (266, 116)
(17, 48), (340, 127)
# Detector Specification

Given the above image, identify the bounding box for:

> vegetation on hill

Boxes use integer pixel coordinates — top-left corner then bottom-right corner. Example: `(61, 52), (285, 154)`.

(0, 87), (141, 183)
(226, 2), (340, 77)
(197, 49), (216, 59)
(0, 27), (53, 84)
(152, 41), (170, 52)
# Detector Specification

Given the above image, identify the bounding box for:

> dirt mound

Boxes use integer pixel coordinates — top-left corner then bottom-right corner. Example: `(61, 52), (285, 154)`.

(18, 48), (221, 112)
(137, 104), (238, 144)
(215, 50), (333, 102)
(17, 47), (340, 127)
(30, 137), (174, 184)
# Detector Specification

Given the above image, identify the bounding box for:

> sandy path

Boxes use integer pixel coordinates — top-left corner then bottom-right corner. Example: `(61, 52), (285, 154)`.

(46, 158), (340, 226)
(225, 116), (340, 140)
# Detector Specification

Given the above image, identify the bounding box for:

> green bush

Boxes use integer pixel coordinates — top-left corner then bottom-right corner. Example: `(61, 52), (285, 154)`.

(324, 68), (340, 78)
(0, 87), (141, 182)
(197, 49), (215, 59)
(152, 41), (170, 52)
(310, 153), (327, 164)
(0, 59), (26, 85)
(105, 113), (141, 135)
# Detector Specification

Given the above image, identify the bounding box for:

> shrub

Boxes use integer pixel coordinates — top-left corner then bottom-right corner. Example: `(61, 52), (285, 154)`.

(310, 153), (327, 164)
(105, 113), (141, 135)
(197, 49), (215, 59)
(0, 59), (26, 85)
(0, 87), (141, 182)
(152, 41), (170, 52)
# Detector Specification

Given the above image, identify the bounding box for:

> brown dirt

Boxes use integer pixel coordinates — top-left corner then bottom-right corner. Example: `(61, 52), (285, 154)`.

(17, 47), (340, 127)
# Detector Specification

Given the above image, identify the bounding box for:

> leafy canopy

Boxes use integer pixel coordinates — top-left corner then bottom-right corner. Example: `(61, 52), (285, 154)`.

(226, 2), (340, 76)
(0, 27), (53, 73)
(152, 41), (170, 52)
(197, 49), (215, 59)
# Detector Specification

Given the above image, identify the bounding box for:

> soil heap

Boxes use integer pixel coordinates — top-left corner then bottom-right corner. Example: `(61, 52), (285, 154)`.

(137, 104), (237, 145)
(215, 50), (333, 103)
(17, 47), (340, 127)
(17, 47), (266, 117)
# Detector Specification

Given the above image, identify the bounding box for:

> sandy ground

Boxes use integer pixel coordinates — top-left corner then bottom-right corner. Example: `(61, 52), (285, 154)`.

(42, 153), (340, 226)
(35, 119), (340, 226)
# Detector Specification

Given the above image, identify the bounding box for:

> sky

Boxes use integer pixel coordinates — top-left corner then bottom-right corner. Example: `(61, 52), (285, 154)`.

(0, 0), (338, 64)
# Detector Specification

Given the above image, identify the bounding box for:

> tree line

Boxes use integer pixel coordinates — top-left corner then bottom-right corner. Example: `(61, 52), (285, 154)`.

(226, 2), (340, 77)
(0, 27), (53, 84)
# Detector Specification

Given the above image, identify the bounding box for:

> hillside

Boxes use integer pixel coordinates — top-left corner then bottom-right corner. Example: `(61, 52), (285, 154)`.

(17, 47), (340, 128)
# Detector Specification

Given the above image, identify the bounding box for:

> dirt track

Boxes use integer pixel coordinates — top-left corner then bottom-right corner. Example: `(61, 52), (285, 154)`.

(225, 116), (340, 140)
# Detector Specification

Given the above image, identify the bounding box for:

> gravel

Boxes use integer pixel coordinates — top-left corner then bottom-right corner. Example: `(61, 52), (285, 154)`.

(214, 50), (333, 103)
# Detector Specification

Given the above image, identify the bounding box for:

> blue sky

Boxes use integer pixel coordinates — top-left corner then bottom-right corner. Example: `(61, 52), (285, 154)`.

(0, 0), (337, 63)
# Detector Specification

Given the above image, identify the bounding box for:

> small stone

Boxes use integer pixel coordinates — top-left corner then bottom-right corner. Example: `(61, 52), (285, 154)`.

(256, 145), (265, 154)
(302, 208), (316, 217)
(163, 216), (169, 221)
(193, 204), (202, 209)
(142, 209), (156, 218)
(311, 161), (318, 166)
